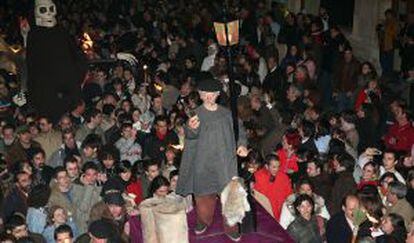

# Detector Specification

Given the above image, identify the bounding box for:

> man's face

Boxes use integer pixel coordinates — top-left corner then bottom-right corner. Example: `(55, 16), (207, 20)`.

(91, 113), (103, 125)
(56, 171), (71, 190)
(146, 165), (160, 181)
(122, 126), (134, 139)
(96, 71), (107, 83)
(83, 168), (98, 185)
(123, 70), (133, 81)
(185, 59), (194, 69)
(108, 204), (123, 218)
(11, 224), (29, 239)
(63, 133), (76, 148)
(342, 197), (359, 221)
(344, 50), (353, 62)
(383, 153), (396, 171)
(89, 235), (108, 243)
(299, 183), (313, 196)
(199, 91), (219, 105)
(18, 132), (31, 144)
(165, 150), (176, 163)
(266, 159), (280, 176)
(38, 118), (52, 133)
(153, 97), (163, 110)
(59, 117), (73, 130)
(267, 57), (276, 70)
(56, 232), (73, 243)
(65, 162), (79, 179)
(3, 128), (14, 142)
(155, 121), (168, 136)
(386, 190), (397, 204)
(180, 82), (192, 96)
(250, 97), (261, 111)
(102, 158), (115, 169)
(32, 152), (45, 168)
(16, 173), (31, 192)
(83, 146), (96, 158)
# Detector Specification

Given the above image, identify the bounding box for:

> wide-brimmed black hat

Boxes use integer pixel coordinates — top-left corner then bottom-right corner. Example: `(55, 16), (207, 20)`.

(197, 78), (222, 92)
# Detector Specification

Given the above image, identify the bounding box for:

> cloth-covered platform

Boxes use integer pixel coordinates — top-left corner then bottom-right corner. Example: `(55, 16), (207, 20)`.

(132, 198), (294, 243)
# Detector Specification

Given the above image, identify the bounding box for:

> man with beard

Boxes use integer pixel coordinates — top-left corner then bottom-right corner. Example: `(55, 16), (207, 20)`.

(2, 170), (32, 221)
(29, 147), (54, 187)
(6, 125), (41, 169)
(0, 124), (16, 154)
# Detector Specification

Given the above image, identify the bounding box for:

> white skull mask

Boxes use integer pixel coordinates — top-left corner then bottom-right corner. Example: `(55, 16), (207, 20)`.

(35, 0), (57, 28)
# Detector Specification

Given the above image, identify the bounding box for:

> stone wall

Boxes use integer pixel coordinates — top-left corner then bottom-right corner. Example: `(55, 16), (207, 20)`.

(348, 0), (393, 72)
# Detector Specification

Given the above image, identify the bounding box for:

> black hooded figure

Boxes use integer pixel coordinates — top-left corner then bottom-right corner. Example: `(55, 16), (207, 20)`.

(26, 0), (86, 122)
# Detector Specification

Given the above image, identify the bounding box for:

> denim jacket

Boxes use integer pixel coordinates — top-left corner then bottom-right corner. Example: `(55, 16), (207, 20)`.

(27, 207), (47, 234)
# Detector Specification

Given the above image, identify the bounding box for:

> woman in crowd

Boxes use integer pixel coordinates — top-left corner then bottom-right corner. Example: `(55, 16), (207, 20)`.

(277, 129), (301, 175)
(357, 161), (379, 190)
(42, 205), (79, 243)
(287, 194), (324, 243)
(280, 178), (330, 229)
(148, 175), (170, 199)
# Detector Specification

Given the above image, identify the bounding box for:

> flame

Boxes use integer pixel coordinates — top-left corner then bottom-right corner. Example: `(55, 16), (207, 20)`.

(9, 45), (22, 54)
(154, 83), (163, 92)
(81, 32), (93, 52)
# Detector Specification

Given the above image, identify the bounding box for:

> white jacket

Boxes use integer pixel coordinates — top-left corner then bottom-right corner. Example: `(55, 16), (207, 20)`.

(280, 193), (330, 229)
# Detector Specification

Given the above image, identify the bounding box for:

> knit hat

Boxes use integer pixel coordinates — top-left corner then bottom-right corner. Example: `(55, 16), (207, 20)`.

(88, 219), (113, 239)
(197, 78), (222, 92)
(103, 190), (125, 206)
(16, 125), (29, 134)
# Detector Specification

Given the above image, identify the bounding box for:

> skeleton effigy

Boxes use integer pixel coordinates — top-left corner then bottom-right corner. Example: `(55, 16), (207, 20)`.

(26, 0), (87, 122)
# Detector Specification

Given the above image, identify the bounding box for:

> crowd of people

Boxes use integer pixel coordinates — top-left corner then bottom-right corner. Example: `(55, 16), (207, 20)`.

(0, 0), (413, 242)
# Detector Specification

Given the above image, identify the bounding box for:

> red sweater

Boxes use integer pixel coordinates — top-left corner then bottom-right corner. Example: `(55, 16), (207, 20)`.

(253, 168), (293, 221)
(277, 149), (299, 173)
(126, 180), (144, 206)
(383, 122), (414, 152)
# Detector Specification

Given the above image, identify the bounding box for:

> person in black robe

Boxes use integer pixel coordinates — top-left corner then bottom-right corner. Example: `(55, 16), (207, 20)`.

(26, 0), (86, 123)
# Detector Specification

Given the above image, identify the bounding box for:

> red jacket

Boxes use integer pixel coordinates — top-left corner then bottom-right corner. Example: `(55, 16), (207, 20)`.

(354, 88), (381, 110)
(126, 180), (144, 206)
(383, 122), (414, 152)
(277, 149), (299, 173)
(253, 168), (293, 221)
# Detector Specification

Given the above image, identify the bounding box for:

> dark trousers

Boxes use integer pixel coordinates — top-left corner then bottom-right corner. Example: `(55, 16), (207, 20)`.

(380, 50), (394, 75)
(194, 194), (238, 234)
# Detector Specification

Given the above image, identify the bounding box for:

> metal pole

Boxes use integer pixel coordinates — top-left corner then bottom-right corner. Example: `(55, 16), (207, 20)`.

(224, 19), (239, 142)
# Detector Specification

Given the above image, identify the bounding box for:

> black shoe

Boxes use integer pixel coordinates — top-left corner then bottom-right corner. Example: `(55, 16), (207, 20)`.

(226, 231), (242, 242)
(194, 222), (207, 235)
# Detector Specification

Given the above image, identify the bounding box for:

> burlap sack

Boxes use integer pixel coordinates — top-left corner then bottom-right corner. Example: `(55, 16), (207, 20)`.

(139, 196), (189, 243)
(221, 178), (251, 227)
